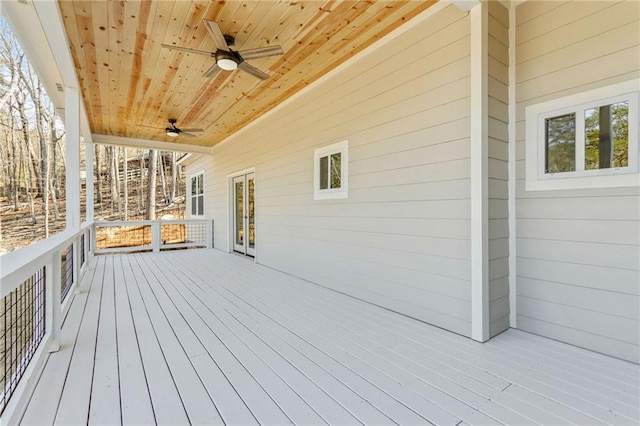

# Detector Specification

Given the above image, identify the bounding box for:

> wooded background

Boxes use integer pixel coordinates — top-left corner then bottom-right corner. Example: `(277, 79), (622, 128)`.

(0, 18), (185, 254)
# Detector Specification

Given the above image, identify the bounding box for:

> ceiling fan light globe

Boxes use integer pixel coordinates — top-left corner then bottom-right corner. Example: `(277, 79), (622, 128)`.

(217, 58), (237, 71)
(166, 130), (179, 137)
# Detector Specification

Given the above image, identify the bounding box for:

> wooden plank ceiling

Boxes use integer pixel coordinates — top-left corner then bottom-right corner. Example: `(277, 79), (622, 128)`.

(59, 1), (437, 148)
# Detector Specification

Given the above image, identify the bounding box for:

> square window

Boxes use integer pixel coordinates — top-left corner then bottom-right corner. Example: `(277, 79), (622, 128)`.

(314, 140), (348, 200)
(525, 79), (639, 191)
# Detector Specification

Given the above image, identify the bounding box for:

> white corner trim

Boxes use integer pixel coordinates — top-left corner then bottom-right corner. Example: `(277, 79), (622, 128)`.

(507, 3), (517, 328)
(470, 1), (489, 342)
(212, 1), (450, 153)
(91, 134), (213, 155)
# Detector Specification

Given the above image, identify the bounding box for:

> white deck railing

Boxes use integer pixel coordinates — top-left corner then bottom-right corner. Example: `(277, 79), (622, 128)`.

(0, 219), (212, 422)
(0, 223), (92, 421)
(94, 219), (213, 254)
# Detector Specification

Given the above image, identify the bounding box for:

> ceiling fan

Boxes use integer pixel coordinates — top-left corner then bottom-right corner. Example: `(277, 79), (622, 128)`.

(162, 19), (284, 80)
(162, 119), (203, 138)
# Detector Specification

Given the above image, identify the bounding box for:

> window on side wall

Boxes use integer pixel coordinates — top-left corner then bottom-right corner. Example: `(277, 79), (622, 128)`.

(525, 79), (639, 191)
(190, 172), (204, 217)
(314, 140), (348, 200)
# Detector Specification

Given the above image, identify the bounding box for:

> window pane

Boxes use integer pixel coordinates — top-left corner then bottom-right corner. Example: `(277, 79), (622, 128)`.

(319, 156), (329, 190)
(191, 197), (197, 215)
(235, 182), (244, 245)
(585, 101), (628, 170)
(191, 177), (197, 196)
(545, 113), (575, 173)
(330, 153), (341, 189)
(198, 196), (204, 216)
(198, 174), (204, 194)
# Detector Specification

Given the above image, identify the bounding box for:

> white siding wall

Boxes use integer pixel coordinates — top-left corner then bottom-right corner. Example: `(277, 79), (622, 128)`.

(210, 5), (474, 336)
(487, 0), (510, 338)
(515, 0), (640, 362)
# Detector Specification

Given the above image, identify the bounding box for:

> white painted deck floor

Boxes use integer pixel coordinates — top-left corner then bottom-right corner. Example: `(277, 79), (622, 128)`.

(20, 250), (639, 425)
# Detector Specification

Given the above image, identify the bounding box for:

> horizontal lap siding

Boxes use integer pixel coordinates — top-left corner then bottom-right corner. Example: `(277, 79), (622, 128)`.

(515, 0), (640, 362)
(211, 5), (474, 336)
(488, 0), (510, 337)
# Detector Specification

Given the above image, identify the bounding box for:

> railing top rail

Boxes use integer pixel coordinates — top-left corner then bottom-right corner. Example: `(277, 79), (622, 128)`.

(95, 219), (209, 226)
(0, 229), (76, 298)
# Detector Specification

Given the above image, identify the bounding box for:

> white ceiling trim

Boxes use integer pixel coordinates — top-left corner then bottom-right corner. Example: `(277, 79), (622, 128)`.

(91, 134), (213, 155)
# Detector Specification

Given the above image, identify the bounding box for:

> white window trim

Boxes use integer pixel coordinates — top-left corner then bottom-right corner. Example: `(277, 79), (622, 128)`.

(525, 79), (640, 191)
(189, 170), (205, 218)
(314, 140), (348, 200)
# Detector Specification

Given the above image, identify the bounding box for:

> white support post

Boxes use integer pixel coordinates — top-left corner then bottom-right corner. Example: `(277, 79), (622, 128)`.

(206, 220), (214, 248)
(73, 238), (81, 295)
(152, 222), (161, 253)
(65, 87), (81, 232)
(46, 253), (61, 353)
(470, 0), (490, 342)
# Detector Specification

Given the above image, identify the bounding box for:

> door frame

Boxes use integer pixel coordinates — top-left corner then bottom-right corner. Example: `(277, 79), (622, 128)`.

(227, 168), (256, 260)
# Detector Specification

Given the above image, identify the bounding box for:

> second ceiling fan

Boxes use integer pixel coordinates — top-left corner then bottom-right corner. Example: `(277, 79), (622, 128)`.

(162, 20), (284, 80)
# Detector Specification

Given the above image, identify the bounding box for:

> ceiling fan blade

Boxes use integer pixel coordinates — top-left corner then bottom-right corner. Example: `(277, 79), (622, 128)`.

(161, 44), (212, 56)
(180, 128), (204, 133)
(181, 132), (197, 138)
(203, 20), (230, 51)
(238, 45), (284, 60)
(238, 61), (270, 80)
(203, 63), (221, 78)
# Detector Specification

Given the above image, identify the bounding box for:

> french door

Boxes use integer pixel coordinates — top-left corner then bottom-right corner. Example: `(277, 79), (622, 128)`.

(232, 172), (255, 256)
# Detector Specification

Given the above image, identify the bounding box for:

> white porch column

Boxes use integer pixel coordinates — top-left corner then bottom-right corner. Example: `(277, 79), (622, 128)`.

(65, 86), (81, 232)
(470, 0), (490, 342)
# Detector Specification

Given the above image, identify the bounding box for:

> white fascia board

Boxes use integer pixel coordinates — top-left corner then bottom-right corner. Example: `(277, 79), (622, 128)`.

(0, 0), (65, 109)
(92, 134), (213, 155)
(449, 0), (480, 13)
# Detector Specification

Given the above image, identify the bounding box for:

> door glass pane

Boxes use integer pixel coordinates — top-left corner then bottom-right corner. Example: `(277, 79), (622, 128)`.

(585, 101), (628, 170)
(248, 178), (255, 249)
(235, 181), (244, 245)
(330, 153), (341, 189)
(319, 156), (328, 189)
(545, 113), (575, 173)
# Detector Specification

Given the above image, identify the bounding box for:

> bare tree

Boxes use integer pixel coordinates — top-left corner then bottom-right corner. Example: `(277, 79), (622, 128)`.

(122, 147), (128, 220)
(146, 149), (157, 220)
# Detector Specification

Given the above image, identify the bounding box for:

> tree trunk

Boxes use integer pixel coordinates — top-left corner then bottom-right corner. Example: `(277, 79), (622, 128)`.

(159, 152), (168, 205)
(138, 150), (144, 213)
(43, 133), (50, 237)
(146, 149), (157, 220)
(96, 144), (103, 205)
(123, 147), (128, 220)
(170, 151), (177, 203)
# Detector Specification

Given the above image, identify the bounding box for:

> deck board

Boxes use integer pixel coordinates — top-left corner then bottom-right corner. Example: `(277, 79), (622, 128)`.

(19, 249), (639, 426)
